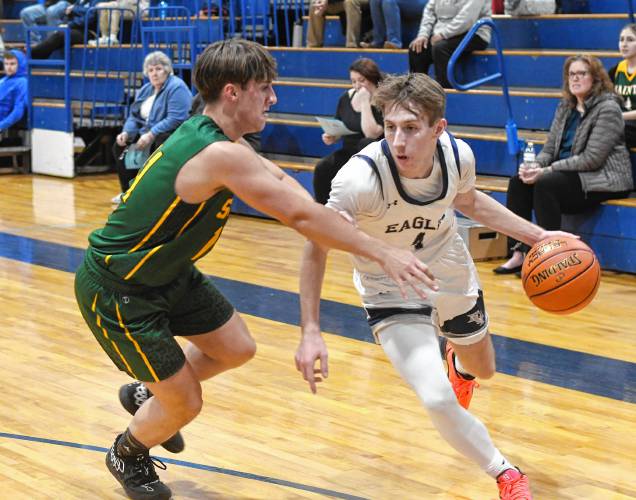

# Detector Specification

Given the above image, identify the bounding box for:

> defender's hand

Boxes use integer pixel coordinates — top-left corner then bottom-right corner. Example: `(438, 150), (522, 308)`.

(378, 247), (437, 299)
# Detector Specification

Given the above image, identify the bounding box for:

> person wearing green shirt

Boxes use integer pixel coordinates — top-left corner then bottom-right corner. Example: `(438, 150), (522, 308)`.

(74, 39), (435, 500)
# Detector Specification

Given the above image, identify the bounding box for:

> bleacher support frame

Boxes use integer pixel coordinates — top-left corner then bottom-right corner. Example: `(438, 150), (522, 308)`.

(448, 18), (520, 157)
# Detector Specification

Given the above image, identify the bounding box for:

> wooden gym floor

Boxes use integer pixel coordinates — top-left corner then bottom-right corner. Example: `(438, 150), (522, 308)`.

(0, 174), (634, 499)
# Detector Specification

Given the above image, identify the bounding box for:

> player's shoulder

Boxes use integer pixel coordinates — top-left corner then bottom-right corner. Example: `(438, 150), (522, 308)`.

(456, 137), (475, 164)
(331, 144), (385, 208)
(337, 156), (382, 190)
(338, 142), (384, 184)
(439, 132), (475, 168)
(200, 138), (252, 164)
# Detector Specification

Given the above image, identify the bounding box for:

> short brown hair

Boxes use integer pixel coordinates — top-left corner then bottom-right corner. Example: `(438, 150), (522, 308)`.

(372, 73), (446, 124)
(561, 54), (614, 107)
(621, 23), (636, 37)
(349, 58), (383, 86)
(194, 39), (277, 103)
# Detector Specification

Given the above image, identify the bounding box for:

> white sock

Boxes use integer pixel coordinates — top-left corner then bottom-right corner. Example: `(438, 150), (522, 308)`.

(453, 355), (474, 379)
(484, 452), (515, 478)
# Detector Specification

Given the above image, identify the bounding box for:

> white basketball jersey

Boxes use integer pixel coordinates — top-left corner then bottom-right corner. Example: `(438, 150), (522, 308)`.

(327, 132), (477, 309)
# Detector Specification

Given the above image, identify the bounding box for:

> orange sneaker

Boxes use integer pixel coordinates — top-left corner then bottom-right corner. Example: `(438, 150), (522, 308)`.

(444, 343), (478, 409)
(497, 468), (532, 499)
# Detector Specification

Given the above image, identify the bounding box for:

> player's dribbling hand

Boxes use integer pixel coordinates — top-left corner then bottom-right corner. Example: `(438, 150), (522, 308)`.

(534, 229), (580, 245)
(295, 328), (329, 394)
(379, 246), (438, 300)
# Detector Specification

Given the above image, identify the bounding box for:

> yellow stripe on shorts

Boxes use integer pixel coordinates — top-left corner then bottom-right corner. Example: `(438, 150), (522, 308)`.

(91, 293), (137, 378)
(115, 302), (160, 382)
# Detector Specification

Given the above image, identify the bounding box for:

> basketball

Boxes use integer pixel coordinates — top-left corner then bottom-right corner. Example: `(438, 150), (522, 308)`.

(521, 236), (600, 314)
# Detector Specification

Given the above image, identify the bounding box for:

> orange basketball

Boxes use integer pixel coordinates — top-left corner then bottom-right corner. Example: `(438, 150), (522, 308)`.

(521, 236), (600, 314)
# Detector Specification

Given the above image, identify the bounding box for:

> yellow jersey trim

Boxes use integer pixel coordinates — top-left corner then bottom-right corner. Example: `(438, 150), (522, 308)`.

(128, 196), (181, 253)
(122, 149), (164, 203)
(124, 245), (163, 280)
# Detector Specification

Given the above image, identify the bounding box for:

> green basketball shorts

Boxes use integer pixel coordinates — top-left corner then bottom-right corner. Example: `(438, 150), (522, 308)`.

(74, 256), (234, 382)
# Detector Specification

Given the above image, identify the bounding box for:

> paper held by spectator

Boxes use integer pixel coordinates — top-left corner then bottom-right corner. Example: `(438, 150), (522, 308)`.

(315, 116), (357, 136)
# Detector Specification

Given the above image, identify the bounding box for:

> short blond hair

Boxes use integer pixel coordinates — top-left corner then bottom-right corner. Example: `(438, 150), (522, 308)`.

(372, 73), (446, 125)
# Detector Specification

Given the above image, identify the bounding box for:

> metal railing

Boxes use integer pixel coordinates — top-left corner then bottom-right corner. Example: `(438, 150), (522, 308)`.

(79, 6), (141, 128)
(271, 0), (306, 46)
(26, 26), (72, 132)
(173, 0), (306, 47)
(192, 0), (238, 44)
(140, 6), (196, 81)
(628, 0), (635, 22)
(447, 18), (520, 156)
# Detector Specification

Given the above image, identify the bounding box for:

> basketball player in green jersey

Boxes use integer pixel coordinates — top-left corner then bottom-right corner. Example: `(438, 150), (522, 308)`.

(74, 39), (436, 500)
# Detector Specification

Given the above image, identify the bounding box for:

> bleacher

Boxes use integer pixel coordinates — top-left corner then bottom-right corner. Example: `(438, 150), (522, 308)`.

(1, 0), (635, 272)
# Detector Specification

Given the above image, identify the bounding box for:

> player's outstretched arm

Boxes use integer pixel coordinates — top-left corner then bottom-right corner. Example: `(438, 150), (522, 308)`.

(454, 188), (579, 246)
(296, 240), (330, 394)
(176, 141), (438, 298)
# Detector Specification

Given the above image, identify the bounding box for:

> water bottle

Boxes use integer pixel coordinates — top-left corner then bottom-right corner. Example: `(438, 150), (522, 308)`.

(159, 0), (168, 20)
(292, 20), (303, 48)
(523, 141), (536, 168)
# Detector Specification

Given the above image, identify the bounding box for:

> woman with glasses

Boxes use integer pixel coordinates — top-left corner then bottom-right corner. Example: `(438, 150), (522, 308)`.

(494, 54), (633, 274)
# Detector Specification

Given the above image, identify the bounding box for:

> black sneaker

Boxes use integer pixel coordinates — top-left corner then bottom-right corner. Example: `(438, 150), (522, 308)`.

(119, 382), (185, 453)
(106, 435), (172, 500)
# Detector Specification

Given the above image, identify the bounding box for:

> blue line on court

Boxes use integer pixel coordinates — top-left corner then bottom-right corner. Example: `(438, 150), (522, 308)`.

(0, 432), (369, 500)
(0, 230), (635, 403)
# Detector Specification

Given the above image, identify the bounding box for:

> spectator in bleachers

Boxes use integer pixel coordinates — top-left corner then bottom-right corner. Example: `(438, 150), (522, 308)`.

(361, 0), (427, 49)
(408, 0), (491, 88)
(30, 0), (97, 59)
(494, 55), (634, 274)
(88, 0), (149, 46)
(111, 51), (191, 202)
(20, 0), (71, 43)
(313, 58), (383, 204)
(307, 0), (369, 48)
(0, 50), (28, 141)
(504, 0), (555, 15)
(609, 23), (636, 149)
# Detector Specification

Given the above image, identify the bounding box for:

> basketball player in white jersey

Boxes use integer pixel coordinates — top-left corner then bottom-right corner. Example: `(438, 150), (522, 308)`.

(295, 73), (575, 499)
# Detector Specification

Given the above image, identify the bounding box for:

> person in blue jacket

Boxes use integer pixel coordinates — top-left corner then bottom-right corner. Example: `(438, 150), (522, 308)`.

(0, 50), (28, 139)
(30, 0), (97, 59)
(112, 51), (192, 199)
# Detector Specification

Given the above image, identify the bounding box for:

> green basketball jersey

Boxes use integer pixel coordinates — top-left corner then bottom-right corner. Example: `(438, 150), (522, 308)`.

(613, 60), (636, 111)
(87, 115), (234, 286)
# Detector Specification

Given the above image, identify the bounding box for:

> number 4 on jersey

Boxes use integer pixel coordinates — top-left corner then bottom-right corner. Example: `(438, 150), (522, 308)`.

(411, 232), (425, 250)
